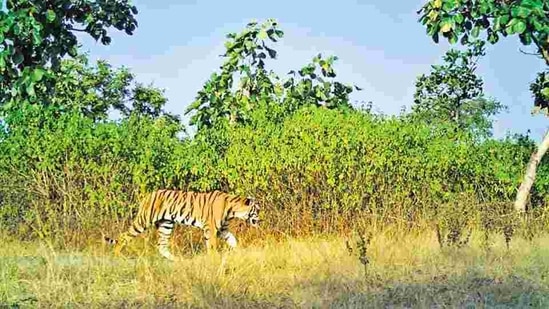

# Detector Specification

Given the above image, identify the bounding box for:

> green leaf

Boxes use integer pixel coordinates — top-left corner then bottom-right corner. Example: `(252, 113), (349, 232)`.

(31, 68), (44, 82)
(258, 29), (268, 40)
(448, 32), (458, 44)
(32, 31), (41, 46)
(471, 25), (480, 38)
(68, 46), (78, 57)
(440, 18), (454, 33)
(479, 3), (489, 14)
(427, 24), (438, 37)
(46, 10), (56, 22)
(513, 20), (527, 34)
(533, 20), (544, 31)
(13, 24), (20, 35)
(26, 84), (35, 97)
(454, 13), (464, 25)
(12, 51), (23, 65)
(499, 15), (510, 27)
(541, 87), (549, 99)
(511, 6), (532, 18)
(101, 36), (112, 45)
(519, 32), (533, 45)
(506, 18), (518, 34)
(460, 34), (469, 45)
(433, 32), (439, 43)
(265, 46), (277, 58)
(442, 0), (458, 11)
(488, 32), (499, 44)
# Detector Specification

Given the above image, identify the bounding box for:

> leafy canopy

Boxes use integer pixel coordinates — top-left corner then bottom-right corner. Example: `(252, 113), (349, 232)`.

(0, 0), (138, 113)
(2, 54), (180, 140)
(412, 41), (505, 136)
(48, 54), (179, 122)
(417, 0), (549, 114)
(185, 19), (360, 132)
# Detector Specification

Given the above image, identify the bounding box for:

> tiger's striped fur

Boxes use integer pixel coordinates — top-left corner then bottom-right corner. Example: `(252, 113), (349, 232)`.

(104, 189), (260, 260)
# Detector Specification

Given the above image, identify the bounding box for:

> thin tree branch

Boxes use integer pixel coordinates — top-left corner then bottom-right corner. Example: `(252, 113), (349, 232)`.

(519, 48), (542, 57)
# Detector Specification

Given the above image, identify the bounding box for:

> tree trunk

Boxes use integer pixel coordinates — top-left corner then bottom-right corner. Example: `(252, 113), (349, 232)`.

(514, 128), (549, 212)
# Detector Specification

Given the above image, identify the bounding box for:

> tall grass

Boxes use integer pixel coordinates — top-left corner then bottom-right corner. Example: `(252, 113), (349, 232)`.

(2, 231), (549, 308)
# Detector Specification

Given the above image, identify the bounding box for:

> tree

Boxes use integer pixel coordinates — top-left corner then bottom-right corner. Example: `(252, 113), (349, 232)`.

(0, 0), (139, 113)
(412, 41), (505, 137)
(3, 54), (180, 133)
(184, 19), (283, 131)
(185, 19), (359, 132)
(48, 54), (178, 122)
(417, 0), (549, 212)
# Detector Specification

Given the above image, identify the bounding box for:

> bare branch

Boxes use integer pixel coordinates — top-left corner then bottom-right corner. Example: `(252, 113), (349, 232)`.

(519, 48), (541, 57)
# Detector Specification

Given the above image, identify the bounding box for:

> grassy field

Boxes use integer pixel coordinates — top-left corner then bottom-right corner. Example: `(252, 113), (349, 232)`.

(2, 229), (549, 308)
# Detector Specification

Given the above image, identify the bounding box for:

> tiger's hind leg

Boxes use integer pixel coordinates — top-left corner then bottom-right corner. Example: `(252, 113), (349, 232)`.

(218, 224), (238, 249)
(156, 220), (176, 261)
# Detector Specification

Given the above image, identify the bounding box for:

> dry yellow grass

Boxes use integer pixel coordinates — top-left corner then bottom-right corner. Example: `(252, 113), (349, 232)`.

(2, 230), (549, 308)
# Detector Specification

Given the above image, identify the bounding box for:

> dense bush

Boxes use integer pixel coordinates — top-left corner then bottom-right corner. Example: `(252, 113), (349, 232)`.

(1, 104), (548, 242)
(223, 106), (547, 232)
(0, 106), (188, 238)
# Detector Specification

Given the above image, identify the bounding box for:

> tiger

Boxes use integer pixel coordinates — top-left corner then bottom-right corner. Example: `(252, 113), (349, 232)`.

(104, 189), (261, 261)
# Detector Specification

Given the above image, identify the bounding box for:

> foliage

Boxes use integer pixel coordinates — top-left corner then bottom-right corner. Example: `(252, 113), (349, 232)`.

(30, 54), (177, 123)
(185, 19), (283, 130)
(531, 70), (549, 115)
(185, 19), (359, 132)
(0, 0), (138, 113)
(0, 107), (186, 235)
(8, 55), (178, 121)
(412, 40), (505, 137)
(223, 107), (538, 225)
(9, 102), (549, 239)
(417, 0), (549, 113)
(0, 16), (548, 255)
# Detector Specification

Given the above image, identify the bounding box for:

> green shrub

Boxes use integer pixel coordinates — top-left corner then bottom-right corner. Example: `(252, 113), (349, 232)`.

(1, 105), (548, 242)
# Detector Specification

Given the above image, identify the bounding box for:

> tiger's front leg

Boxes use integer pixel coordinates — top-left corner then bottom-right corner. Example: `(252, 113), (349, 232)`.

(203, 225), (218, 254)
(156, 220), (176, 261)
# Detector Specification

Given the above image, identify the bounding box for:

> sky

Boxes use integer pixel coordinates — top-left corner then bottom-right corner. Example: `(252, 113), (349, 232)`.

(78, 0), (548, 141)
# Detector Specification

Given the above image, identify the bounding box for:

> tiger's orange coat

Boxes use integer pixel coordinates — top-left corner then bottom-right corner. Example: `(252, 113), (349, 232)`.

(104, 189), (260, 260)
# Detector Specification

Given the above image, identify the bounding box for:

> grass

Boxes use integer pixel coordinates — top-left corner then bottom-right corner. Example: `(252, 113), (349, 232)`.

(2, 229), (549, 308)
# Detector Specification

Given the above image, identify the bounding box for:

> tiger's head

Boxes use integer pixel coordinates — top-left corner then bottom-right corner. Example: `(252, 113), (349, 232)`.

(231, 196), (261, 227)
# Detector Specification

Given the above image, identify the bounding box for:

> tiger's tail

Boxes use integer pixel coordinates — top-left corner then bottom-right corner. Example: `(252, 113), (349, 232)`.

(103, 191), (158, 246)
(103, 221), (146, 246)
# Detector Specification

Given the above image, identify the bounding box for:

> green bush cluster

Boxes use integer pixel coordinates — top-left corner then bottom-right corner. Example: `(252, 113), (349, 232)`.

(0, 106), (187, 237)
(1, 104), (547, 240)
(223, 107), (546, 231)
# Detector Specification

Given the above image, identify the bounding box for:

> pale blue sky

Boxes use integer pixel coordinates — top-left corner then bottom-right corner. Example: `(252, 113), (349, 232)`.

(78, 0), (547, 141)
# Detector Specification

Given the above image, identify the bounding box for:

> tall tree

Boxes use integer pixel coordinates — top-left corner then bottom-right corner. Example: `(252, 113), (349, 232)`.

(3, 54), (180, 134)
(418, 0), (549, 212)
(185, 19), (359, 132)
(412, 41), (505, 137)
(0, 0), (139, 113)
(48, 54), (179, 122)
